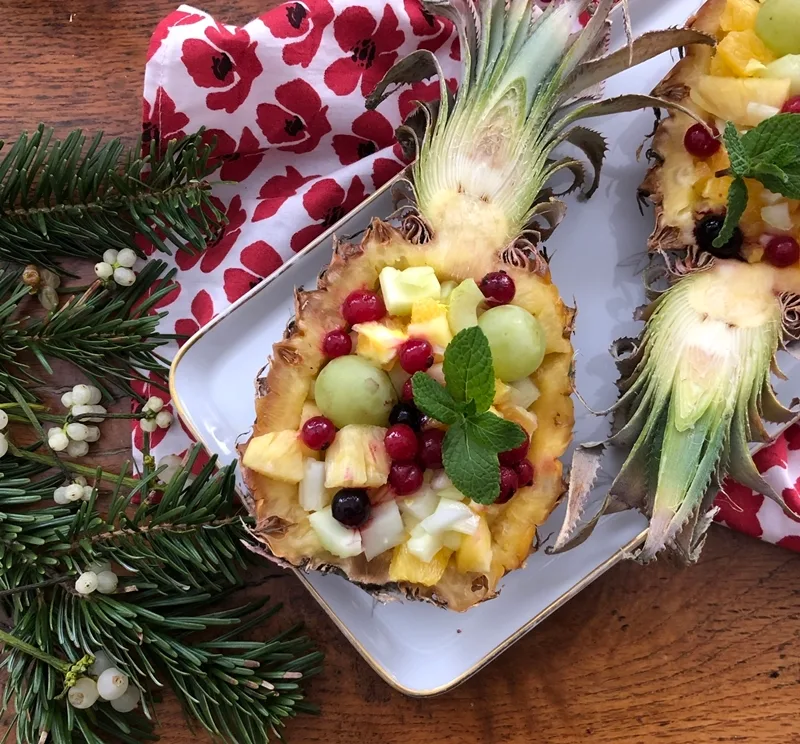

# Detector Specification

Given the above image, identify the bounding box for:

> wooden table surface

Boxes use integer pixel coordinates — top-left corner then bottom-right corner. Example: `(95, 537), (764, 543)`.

(4, 1), (800, 742)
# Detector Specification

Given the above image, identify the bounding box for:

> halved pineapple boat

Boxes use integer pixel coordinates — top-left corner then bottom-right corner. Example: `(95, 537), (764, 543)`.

(239, 0), (713, 609)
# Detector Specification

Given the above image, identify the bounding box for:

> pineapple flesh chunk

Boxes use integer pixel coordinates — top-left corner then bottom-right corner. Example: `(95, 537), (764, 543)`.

(689, 75), (790, 124)
(407, 298), (453, 349)
(242, 431), (304, 483)
(715, 30), (775, 76)
(389, 543), (453, 587)
(354, 320), (407, 367)
(324, 425), (390, 488)
(456, 515), (492, 573)
(720, 0), (760, 32)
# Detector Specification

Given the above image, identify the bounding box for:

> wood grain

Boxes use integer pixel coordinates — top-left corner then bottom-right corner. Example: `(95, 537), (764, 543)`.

(4, 1), (800, 743)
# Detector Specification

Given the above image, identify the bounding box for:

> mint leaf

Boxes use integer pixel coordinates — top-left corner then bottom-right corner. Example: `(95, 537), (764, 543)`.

(750, 143), (800, 170)
(757, 164), (800, 199)
(740, 113), (800, 159)
(411, 373), (460, 425)
(465, 412), (526, 453)
(750, 161), (790, 186)
(442, 419), (500, 504)
(442, 326), (495, 413)
(723, 122), (749, 176)
(712, 176), (748, 248)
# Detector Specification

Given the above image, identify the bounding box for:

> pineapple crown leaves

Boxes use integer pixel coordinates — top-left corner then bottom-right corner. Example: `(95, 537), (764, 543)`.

(715, 115), (800, 247)
(411, 326), (526, 504)
(0, 124), (227, 271)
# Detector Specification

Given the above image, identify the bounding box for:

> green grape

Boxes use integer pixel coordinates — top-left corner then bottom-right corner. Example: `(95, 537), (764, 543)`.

(315, 355), (397, 428)
(756, 0), (800, 56)
(477, 305), (546, 382)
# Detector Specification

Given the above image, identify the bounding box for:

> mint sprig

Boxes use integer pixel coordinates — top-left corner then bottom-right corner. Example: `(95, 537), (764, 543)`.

(411, 326), (527, 505)
(715, 115), (800, 248)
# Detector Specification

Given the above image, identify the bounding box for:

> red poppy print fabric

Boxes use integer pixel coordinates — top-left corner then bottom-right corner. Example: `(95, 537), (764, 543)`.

(141, 0), (800, 553)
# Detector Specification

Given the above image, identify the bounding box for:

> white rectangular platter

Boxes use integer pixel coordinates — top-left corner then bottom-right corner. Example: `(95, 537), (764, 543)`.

(170, 0), (800, 697)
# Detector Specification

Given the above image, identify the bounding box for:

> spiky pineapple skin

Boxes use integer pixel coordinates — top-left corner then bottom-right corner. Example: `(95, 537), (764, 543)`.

(240, 218), (574, 611)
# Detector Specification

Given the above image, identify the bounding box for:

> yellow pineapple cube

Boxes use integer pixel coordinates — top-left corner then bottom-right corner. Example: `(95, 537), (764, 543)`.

(389, 543), (452, 586)
(353, 321), (407, 367)
(456, 516), (492, 573)
(497, 403), (539, 437)
(720, 0), (760, 33)
(243, 431), (304, 483)
(493, 379), (513, 406)
(300, 400), (323, 425)
(716, 30), (776, 77)
(690, 76), (790, 124)
(709, 53), (736, 77)
(407, 298), (452, 349)
(324, 425), (390, 488)
(702, 175), (734, 206)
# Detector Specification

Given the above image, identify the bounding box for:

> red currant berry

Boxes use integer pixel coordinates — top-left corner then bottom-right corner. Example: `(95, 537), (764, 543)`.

(764, 235), (800, 268)
(498, 431), (530, 466)
(515, 459), (534, 488)
(401, 378), (414, 402)
(341, 290), (386, 325)
(418, 428), (445, 469)
(322, 329), (352, 358)
(300, 416), (336, 451)
(683, 123), (720, 158)
(781, 96), (800, 114)
(479, 271), (515, 305)
(496, 466), (519, 504)
(399, 338), (434, 373)
(384, 424), (419, 461)
(389, 461), (424, 496)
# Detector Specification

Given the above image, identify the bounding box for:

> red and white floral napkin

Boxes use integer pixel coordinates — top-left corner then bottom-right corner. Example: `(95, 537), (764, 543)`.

(138, 0), (800, 552)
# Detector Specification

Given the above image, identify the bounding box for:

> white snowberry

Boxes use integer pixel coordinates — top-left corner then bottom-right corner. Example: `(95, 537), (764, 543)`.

(87, 387), (102, 405)
(66, 440), (89, 458)
(54, 486), (70, 505)
(0, 410), (8, 430)
(68, 677), (99, 709)
(38, 286), (59, 311)
(72, 404), (105, 423)
(0, 433), (7, 459)
(48, 428), (69, 452)
(102, 249), (119, 265)
(82, 485), (94, 501)
(95, 571), (118, 595)
(157, 454), (183, 484)
(94, 262), (114, 281)
(142, 396), (164, 414)
(113, 267), (136, 287)
(84, 426), (101, 443)
(110, 684), (141, 713)
(71, 384), (93, 406)
(89, 649), (114, 676)
(61, 391), (74, 408)
(65, 483), (84, 502)
(97, 668), (129, 701)
(66, 422), (89, 442)
(74, 476), (87, 486)
(155, 411), (173, 429)
(116, 248), (137, 268)
(75, 571), (98, 595)
(140, 418), (157, 433)
(87, 560), (111, 574)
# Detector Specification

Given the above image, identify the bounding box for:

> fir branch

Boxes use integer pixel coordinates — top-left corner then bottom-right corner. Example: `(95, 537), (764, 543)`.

(0, 125), (226, 270)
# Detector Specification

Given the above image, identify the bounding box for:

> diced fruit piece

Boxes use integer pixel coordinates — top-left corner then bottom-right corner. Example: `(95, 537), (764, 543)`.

(406, 528), (445, 563)
(508, 377), (540, 409)
(342, 289), (386, 325)
(716, 30), (775, 77)
(781, 94), (800, 112)
(322, 329), (352, 358)
(299, 459), (332, 512)
(694, 214), (744, 259)
(496, 466), (519, 504)
(493, 379), (512, 406)
(353, 321), (407, 366)
(761, 55), (800, 95)
(388, 363), (410, 396)
(242, 431), (304, 483)
(447, 278), (484, 334)
(300, 401), (323, 425)
(689, 76), (790, 124)
(399, 338), (434, 373)
(761, 202), (793, 231)
(709, 53), (736, 77)
(437, 485), (466, 500)
(498, 431), (530, 466)
(764, 235), (800, 266)
(427, 363), (445, 385)
(331, 488), (371, 527)
(389, 543), (451, 586)
(389, 461), (424, 495)
(479, 271), (516, 305)
(384, 424), (419, 461)
(683, 123), (720, 158)
(456, 516), (492, 573)
(398, 488), (439, 521)
(418, 428), (445, 469)
(756, 0), (800, 56)
(315, 356), (397, 428)
(746, 101), (780, 125)
(324, 425), (391, 488)
(300, 416), (336, 451)
(442, 531), (463, 551)
(478, 305), (546, 382)
(309, 507), (363, 558)
(361, 501), (405, 560)
(419, 499), (479, 535)
(407, 298), (452, 349)
(720, 0), (760, 32)
(439, 280), (457, 303)
(379, 266), (441, 316)
(389, 402), (422, 431)
(498, 404), (539, 437)
(430, 470), (451, 491)
(515, 459), (535, 488)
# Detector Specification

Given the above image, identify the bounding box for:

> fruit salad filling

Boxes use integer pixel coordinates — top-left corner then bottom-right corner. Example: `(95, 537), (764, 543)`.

(674, 0), (800, 265)
(242, 264), (547, 583)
